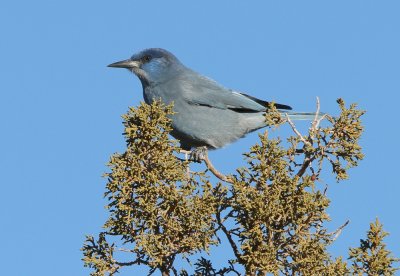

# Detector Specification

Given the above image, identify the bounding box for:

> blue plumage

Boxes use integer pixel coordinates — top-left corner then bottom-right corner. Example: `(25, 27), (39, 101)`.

(108, 48), (316, 151)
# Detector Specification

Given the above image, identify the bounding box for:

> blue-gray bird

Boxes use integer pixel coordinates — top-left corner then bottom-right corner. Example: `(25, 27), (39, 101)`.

(108, 48), (316, 158)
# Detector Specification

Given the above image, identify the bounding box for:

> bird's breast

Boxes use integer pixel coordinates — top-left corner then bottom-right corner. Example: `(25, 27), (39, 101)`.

(143, 84), (178, 106)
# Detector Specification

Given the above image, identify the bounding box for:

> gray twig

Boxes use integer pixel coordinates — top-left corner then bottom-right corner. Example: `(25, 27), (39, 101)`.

(331, 220), (350, 242)
(286, 114), (311, 146)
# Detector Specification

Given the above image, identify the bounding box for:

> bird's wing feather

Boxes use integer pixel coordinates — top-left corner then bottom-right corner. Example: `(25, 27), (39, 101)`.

(239, 93), (292, 110)
(181, 75), (267, 112)
(181, 74), (292, 112)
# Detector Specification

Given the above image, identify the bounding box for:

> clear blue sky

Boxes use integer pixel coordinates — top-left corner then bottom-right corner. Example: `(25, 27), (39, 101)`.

(1, 1), (399, 275)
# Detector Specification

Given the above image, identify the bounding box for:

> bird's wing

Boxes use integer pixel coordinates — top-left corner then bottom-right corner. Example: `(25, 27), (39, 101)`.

(238, 93), (292, 111)
(182, 75), (292, 112)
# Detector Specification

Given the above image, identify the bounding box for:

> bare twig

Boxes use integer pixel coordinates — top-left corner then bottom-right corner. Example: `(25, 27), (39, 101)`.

(180, 149), (234, 183)
(296, 156), (316, 177)
(286, 114), (311, 146)
(216, 210), (242, 262)
(116, 247), (134, 253)
(179, 149), (192, 178)
(323, 184), (328, 196)
(312, 97), (329, 129)
(316, 114), (327, 128)
(331, 220), (350, 242)
(293, 97), (328, 177)
(115, 258), (146, 267)
(202, 153), (234, 184)
(311, 96), (321, 131)
(179, 149), (190, 161)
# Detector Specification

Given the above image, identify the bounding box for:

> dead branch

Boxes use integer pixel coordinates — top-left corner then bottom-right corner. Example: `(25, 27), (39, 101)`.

(331, 220), (350, 242)
(202, 152), (234, 184)
(179, 149), (234, 184)
(286, 114), (311, 146)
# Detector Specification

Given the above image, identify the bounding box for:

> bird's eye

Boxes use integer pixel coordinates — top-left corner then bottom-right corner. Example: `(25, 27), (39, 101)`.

(142, 55), (152, 62)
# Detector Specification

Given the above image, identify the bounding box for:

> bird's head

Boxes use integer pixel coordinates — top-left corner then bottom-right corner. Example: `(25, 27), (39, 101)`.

(108, 48), (183, 86)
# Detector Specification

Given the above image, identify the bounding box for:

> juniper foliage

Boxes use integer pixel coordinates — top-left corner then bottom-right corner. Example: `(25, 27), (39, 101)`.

(82, 99), (398, 275)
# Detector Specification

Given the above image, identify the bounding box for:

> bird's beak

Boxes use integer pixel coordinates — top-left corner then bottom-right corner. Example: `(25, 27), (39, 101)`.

(108, 59), (140, 69)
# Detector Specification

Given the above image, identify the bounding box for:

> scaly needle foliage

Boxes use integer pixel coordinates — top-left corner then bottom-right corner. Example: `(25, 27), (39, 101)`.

(82, 99), (398, 275)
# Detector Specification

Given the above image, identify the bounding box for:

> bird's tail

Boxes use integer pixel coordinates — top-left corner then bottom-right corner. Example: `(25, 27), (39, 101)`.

(280, 110), (325, 121)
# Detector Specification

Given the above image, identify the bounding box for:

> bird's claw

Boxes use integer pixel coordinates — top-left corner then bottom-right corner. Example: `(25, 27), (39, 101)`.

(189, 147), (208, 163)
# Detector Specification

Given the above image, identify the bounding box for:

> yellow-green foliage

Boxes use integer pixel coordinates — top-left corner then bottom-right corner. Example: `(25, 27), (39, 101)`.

(82, 99), (398, 276)
(226, 136), (331, 274)
(349, 219), (399, 275)
(82, 100), (216, 275)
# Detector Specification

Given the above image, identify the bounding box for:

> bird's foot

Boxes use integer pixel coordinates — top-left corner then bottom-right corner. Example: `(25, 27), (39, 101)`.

(189, 147), (208, 163)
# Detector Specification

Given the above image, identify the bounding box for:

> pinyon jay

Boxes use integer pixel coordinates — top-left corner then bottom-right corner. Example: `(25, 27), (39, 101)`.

(108, 48), (316, 160)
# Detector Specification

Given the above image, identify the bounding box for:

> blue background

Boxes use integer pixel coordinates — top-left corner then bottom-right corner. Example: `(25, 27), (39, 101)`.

(1, 1), (399, 275)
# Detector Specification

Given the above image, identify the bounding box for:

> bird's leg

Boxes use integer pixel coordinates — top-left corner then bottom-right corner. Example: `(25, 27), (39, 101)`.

(179, 147), (208, 163)
(181, 147), (233, 183)
(189, 146), (208, 163)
